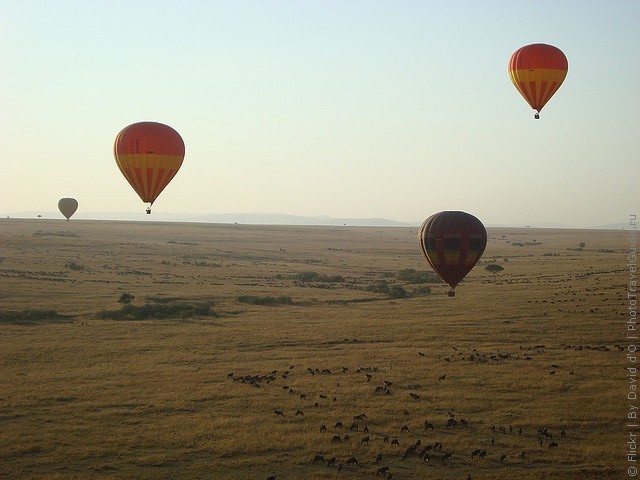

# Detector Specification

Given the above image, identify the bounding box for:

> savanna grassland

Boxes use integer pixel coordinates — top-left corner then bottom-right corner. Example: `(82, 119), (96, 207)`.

(0, 219), (630, 479)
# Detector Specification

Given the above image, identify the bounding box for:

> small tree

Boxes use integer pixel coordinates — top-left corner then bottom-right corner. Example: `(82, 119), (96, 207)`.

(118, 292), (135, 306)
(485, 264), (504, 279)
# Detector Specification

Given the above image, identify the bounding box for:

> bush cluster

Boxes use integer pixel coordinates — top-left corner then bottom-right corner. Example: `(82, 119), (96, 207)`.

(0, 309), (67, 324)
(237, 295), (293, 305)
(98, 301), (217, 320)
(295, 271), (345, 283)
(396, 269), (440, 284)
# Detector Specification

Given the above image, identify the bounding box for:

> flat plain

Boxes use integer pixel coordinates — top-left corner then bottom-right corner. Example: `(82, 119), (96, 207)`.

(0, 219), (629, 479)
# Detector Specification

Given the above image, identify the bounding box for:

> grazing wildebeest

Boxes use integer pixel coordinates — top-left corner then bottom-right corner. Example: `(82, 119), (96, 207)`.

(346, 457), (358, 466)
(375, 453), (383, 464)
(350, 422), (359, 431)
(331, 435), (342, 443)
(312, 454), (325, 464)
(391, 438), (399, 447)
(439, 374), (446, 381)
(549, 441), (559, 449)
(376, 466), (390, 475)
(442, 452), (452, 463)
(402, 445), (416, 461)
(519, 451), (526, 459)
(295, 410), (304, 416)
(460, 419), (468, 427)
(274, 410), (284, 416)
(410, 393), (421, 400)
(401, 425), (409, 433)
(363, 425), (369, 433)
(320, 424), (327, 432)
(267, 476), (277, 480)
(319, 394), (327, 399)
(327, 457), (336, 466)
(499, 454), (507, 463)
(471, 449), (482, 458)
(335, 421), (343, 428)
(361, 436), (370, 445)
(424, 420), (434, 430)
(560, 429), (566, 438)
(446, 418), (457, 429)
(419, 351), (425, 357)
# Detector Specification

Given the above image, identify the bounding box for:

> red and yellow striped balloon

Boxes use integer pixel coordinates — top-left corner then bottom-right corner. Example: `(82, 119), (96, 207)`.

(418, 211), (487, 295)
(508, 43), (568, 118)
(113, 122), (185, 211)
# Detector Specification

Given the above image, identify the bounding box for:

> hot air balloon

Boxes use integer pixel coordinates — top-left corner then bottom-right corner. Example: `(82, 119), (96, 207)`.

(58, 198), (78, 221)
(508, 43), (568, 119)
(418, 211), (487, 296)
(113, 121), (185, 214)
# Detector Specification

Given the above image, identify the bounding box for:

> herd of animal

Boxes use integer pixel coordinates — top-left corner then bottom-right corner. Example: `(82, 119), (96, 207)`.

(226, 345), (581, 479)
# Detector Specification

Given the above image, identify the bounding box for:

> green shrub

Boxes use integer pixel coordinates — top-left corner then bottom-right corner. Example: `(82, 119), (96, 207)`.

(98, 298), (217, 320)
(0, 309), (67, 324)
(388, 285), (408, 299)
(64, 261), (85, 271)
(296, 272), (345, 283)
(396, 269), (440, 284)
(237, 295), (293, 306)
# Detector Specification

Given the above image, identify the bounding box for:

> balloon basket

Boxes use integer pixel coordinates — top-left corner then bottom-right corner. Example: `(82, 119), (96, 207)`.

(534, 113), (540, 119)
(447, 290), (456, 297)
(146, 207), (151, 215)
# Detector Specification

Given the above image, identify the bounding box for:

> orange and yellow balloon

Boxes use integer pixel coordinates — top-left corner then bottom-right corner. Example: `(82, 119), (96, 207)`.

(508, 43), (568, 119)
(113, 121), (185, 213)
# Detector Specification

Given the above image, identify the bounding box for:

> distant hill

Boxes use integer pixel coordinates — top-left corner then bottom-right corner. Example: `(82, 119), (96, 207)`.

(1, 211), (413, 227)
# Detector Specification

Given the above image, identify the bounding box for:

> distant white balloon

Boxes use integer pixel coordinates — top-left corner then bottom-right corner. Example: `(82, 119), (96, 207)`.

(58, 198), (78, 221)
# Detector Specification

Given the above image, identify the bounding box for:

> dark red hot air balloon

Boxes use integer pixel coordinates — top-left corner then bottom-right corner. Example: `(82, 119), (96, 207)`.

(418, 211), (487, 296)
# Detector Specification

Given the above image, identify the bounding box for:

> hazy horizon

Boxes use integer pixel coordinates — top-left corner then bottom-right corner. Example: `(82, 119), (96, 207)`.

(1, 209), (633, 230)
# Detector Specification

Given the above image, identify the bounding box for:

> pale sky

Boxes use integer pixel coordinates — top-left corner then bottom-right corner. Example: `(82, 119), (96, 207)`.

(1, 0), (638, 227)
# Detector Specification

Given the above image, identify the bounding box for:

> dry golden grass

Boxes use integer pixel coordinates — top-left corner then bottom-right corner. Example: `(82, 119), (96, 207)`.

(0, 219), (628, 479)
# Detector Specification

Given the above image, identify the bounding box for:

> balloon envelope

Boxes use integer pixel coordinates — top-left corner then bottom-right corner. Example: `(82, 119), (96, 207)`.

(58, 198), (78, 220)
(508, 43), (568, 116)
(418, 211), (487, 290)
(113, 122), (185, 206)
